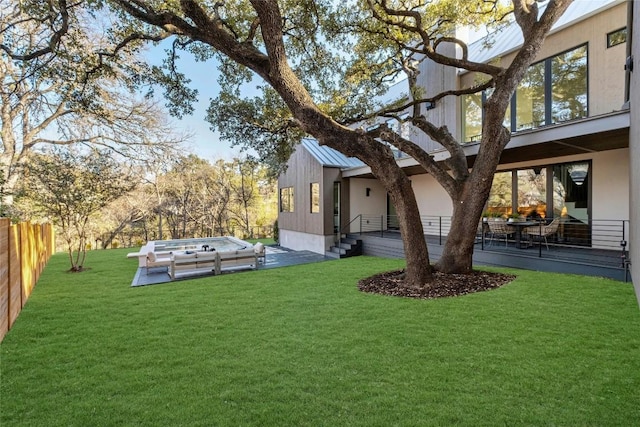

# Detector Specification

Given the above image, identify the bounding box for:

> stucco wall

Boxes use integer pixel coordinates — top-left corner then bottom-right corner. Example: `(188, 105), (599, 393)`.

(410, 174), (453, 217)
(279, 229), (333, 255)
(349, 179), (387, 213)
(459, 2), (628, 131)
(590, 149), (630, 220)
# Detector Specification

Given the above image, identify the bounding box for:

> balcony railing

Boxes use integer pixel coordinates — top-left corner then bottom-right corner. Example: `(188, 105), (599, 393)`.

(347, 214), (631, 277)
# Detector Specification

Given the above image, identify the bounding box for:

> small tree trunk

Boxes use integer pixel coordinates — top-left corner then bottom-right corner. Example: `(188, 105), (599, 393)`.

(375, 165), (433, 287)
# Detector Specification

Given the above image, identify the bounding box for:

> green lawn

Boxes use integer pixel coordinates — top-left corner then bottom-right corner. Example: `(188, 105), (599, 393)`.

(1, 249), (639, 426)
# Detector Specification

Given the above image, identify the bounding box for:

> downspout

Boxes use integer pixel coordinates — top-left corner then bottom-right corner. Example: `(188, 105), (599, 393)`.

(624, 0), (634, 107)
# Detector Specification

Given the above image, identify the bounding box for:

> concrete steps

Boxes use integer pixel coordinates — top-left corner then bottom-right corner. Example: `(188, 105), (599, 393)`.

(325, 234), (363, 259)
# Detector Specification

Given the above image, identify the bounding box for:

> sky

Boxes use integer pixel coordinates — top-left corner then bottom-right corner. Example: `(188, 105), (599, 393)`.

(146, 46), (252, 162)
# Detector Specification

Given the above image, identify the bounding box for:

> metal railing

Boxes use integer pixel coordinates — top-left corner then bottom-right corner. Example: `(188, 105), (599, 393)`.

(346, 213), (631, 277)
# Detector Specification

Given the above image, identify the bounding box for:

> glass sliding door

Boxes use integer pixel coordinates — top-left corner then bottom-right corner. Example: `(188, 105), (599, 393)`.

(485, 161), (592, 246)
(486, 171), (513, 217)
(552, 161), (591, 245)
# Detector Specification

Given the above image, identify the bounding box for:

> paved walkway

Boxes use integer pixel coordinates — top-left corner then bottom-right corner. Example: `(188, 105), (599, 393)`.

(130, 246), (330, 287)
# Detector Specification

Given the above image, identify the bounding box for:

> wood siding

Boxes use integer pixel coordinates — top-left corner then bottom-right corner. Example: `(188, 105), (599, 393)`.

(278, 145), (344, 236)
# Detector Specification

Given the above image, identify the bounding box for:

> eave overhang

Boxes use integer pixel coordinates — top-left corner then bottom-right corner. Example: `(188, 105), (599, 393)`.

(342, 110), (630, 179)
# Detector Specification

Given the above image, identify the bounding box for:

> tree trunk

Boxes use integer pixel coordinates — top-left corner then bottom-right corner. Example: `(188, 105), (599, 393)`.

(436, 126), (510, 273)
(363, 150), (434, 287)
(388, 176), (434, 287)
(435, 197), (485, 274)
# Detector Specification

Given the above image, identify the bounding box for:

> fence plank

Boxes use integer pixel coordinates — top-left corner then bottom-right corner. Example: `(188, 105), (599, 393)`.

(8, 223), (21, 331)
(0, 220), (53, 342)
(0, 218), (9, 341)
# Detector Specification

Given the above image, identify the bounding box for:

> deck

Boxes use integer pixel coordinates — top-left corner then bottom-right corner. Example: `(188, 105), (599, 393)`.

(357, 231), (632, 282)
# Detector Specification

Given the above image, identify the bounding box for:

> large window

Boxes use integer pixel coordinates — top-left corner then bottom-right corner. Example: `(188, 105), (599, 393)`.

(310, 183), (320, 213)
(463, 44), (588, 137)
(280, 187), (294, 212)
(485, 161), (591, 245)
(516, 61), (546, 130)
(551, 45), (588, 124)
(462, 92), (483, 142)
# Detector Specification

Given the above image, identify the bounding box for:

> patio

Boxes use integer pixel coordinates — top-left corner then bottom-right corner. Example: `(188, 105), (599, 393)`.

(130, 245), (330, 287)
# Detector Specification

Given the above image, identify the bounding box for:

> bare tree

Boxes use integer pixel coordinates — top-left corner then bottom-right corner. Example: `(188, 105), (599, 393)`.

(0, 0), (187, 208)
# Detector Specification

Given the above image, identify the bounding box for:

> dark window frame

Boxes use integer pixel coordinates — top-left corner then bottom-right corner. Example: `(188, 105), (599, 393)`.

(607, 27), (627, 48)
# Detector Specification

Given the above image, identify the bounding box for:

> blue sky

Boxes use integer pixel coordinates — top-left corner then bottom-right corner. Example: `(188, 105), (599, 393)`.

(146, 46), (251, 161)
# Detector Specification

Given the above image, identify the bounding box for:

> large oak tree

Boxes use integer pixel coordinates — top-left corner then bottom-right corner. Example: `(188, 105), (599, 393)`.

(18, 0), (573, 289)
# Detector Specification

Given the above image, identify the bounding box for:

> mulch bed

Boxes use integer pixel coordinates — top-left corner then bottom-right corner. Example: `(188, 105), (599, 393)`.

(358, 269), (516, 299)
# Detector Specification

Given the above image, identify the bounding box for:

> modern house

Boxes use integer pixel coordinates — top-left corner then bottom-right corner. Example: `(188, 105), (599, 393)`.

(278, 0), (637, 284)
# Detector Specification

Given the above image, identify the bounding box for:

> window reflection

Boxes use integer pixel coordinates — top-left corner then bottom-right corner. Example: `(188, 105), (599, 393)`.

(517, 168), (546, 218)
(516, 62), (546, 130)
(551, 46), (587, 124)
(462, 93), (483, 142)
(486, 171), (512, 216)
(463, 45), (588, 136)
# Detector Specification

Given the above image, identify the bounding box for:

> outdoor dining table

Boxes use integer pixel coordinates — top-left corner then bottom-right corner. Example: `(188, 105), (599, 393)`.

(506, 221), (538, 249)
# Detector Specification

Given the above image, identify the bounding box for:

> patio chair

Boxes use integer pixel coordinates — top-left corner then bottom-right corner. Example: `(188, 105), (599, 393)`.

(254, 242), (266, 264)
(487, 219), (513, 247)
(523, 218), (560, 250)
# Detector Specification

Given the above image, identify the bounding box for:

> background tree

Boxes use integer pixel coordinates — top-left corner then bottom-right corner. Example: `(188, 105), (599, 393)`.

(20, 147), (135, 271)
(0, 0), (186, 210)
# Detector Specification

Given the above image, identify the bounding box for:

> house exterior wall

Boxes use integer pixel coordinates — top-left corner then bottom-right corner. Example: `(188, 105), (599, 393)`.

(348, 179), (387, 232)
(629, 0), (639, 301)
(279, 229), (335, 255)
(278, 144), (351, 254)
(346, 149), (630, 230)
(458, 2), (628, 123)
(278, 144), (324, 235)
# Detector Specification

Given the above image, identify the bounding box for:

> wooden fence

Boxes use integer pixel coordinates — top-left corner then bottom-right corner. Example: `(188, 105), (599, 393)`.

(0, 218), (55, 342)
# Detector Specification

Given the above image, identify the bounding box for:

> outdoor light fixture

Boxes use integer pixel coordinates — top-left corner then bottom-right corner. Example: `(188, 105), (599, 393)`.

(366, 188), (371, 197)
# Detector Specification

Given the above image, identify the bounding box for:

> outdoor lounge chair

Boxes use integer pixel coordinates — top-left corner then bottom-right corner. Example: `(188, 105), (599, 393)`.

(487, 219), (513, 247)
(523, 218), (560, 250)
(145, 251), (172, 273)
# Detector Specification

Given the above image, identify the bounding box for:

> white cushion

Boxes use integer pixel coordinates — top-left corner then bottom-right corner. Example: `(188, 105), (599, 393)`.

(173, 253), (196, 260)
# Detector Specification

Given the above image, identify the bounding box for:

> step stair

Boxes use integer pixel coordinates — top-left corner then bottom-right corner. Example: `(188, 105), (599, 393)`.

(325, 234), (363, 259)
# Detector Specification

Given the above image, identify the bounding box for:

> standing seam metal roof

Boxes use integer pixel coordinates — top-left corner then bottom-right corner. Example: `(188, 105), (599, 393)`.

(467, 0), (621, 65)
(301, 138), (364, 169)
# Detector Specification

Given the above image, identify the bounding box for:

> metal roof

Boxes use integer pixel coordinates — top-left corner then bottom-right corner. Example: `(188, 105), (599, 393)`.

(467, 0), (622, 65)
(301, 138), (364, 169)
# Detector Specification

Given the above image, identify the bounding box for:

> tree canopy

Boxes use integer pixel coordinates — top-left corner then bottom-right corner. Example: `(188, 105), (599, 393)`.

(6, 0), (574, 289)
